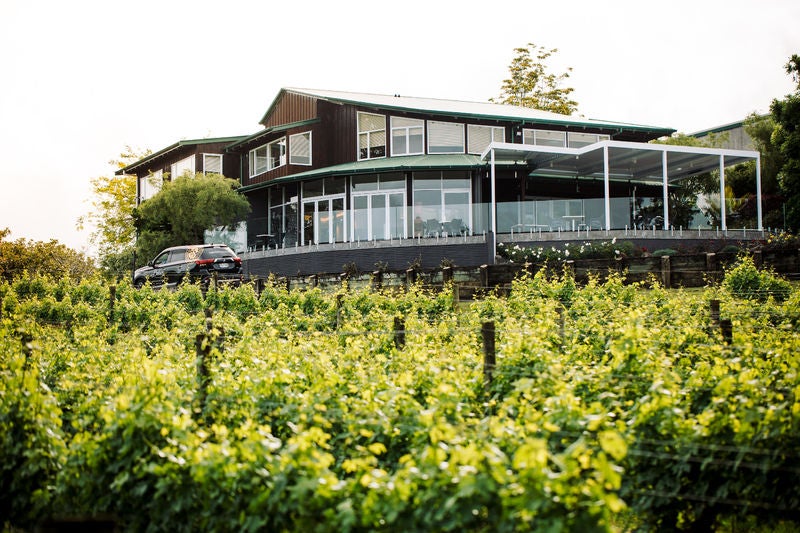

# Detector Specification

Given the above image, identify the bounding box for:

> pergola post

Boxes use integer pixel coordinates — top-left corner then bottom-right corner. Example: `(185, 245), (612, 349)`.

(603, 145), (611, 231)
(490, 148), (497, 263)
(662, 150), (670, 230)
(719, 155), (727, 231)
(756, 153), (763, 230)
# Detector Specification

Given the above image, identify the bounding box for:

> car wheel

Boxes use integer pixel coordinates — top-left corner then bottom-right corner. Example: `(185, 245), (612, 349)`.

(133, 278), (145, 289)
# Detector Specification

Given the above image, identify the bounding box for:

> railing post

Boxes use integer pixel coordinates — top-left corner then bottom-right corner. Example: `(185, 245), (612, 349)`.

(479, 264), (489, 289)
(406, 268), (417, 289)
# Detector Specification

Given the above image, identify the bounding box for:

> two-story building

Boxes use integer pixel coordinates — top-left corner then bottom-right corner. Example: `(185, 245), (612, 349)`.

(120, 88), (762, 276)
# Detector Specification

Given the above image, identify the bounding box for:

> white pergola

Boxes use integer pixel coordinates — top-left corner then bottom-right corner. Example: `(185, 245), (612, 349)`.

(482, 140), (762, 239)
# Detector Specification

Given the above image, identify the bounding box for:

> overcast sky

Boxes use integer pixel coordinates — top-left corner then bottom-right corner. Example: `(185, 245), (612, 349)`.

(1, 0), (798, 254)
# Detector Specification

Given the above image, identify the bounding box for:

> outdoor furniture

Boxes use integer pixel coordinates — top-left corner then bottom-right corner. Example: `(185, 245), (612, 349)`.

(562, 215), (584, 231)
(423, 218), (440, 237)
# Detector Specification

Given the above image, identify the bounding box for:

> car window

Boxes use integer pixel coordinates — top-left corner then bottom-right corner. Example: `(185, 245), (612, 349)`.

(169, 250), (187, 262)
(201, 247), (234, 259)
(153, 252), (170, 266)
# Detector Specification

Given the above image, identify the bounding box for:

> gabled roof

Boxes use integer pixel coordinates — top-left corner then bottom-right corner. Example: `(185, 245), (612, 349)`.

(116, 136), (247, 175)
(260, 87), (675, 138)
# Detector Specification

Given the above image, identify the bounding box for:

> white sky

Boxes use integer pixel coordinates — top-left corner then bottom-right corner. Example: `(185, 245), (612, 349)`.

(1, 0), (798, 254)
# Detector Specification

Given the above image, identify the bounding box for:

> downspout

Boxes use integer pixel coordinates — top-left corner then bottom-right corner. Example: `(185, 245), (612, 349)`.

(662, 150), (670, 230)
(490, 148), (497, 263)
(603, 145), (610, 230)
(756, 153), (763, 231)
(719, 155), (727, 231)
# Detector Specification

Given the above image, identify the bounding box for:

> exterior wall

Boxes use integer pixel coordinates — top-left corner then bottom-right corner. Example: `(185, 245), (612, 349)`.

(262, 91), (318, 128)
(243, 239), (495, 277)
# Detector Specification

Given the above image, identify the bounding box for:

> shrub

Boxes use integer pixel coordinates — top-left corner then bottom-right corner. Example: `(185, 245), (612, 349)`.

(722, 254), (792, 302)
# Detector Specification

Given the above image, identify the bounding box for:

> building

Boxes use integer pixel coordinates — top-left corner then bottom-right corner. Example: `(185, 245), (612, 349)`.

(119, 88), (762, 276)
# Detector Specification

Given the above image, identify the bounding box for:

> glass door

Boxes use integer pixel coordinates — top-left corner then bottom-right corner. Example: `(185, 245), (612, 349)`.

(303, 196), (346, 245)
(352, 191), (406, 241)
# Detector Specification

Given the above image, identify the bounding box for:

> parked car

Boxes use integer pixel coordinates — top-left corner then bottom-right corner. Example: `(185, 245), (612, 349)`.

(133, 244), (242, 289)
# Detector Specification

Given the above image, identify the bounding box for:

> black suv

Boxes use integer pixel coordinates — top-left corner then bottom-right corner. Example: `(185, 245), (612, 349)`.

(134, 244), (242, 289)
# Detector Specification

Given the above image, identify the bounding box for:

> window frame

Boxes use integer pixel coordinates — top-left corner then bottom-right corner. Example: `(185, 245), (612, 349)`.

(267, 137), (287, 171)
(357, 112), (387, 161)
(428, 120), (465, 154)
(390, 116), (425, 157)
(289, 131), (312, 166)
(202, 153), (223, 175)
(170, 155), (195, 178)
(467, 125), (505, 155)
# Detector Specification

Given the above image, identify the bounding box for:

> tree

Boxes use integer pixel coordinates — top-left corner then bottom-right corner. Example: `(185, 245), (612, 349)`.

(492, 43), (578, 115)
(0, 228), (95, 282)
(134, 173), (250, 264)
(770, 54), (800, 231)
(77, 146), (151, 277)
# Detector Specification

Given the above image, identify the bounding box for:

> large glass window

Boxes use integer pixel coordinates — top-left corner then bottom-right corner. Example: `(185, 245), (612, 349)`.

(413, 171), (471, 236)
(268, 184), (298, 247)
(428, 121), (465, 154)
(391, 117), (424, 156)
(467, 125), (505, 154)
(358, 112), (386, 160)
(351, 173), (406, 241)
(289, 132), (312, 165)
(302, 177), (346, 245)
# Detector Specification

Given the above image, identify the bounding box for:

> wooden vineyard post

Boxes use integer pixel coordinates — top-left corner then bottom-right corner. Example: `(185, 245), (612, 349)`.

(661, 255), (671, 289)
(720, 318), (733, 344)
(709, 299), (721, 328)
(393, 316), (406, 350)
(482, 321), (496, 388)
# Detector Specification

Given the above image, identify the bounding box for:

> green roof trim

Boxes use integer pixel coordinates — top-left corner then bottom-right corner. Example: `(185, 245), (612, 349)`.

(225, 118), (322, 152)
(118, 136), (247, 174)
(237, 154), (486, 193)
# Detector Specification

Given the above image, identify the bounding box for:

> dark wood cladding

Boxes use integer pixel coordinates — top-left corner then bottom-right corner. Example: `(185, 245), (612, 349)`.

(263, 91), (318, 128)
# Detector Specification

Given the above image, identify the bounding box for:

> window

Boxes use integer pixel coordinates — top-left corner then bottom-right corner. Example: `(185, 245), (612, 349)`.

(412, 171), (471, 236)
(302, 177), (346, 245)
(171, 155), (194, 178)
(138, 170), (162, 203)
(249, 145), (268, 177)
(202, 154), (222, 174)
(467, 125), (505, 154)
(568, 132), (610, 148)
(428, 121), (465, 154)
(391, 117), (424, 156)
(351, 173), (407, 241)
(249, 138), (287, 178)
(268, 137), (287, 170)
(268, 184), (299, 247)
(358, 112), (386, 160)
(290, 132), (312, 166)
(523, 129), (567, 147)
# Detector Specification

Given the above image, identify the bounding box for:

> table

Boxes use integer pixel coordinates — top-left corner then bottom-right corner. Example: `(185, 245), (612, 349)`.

(511, 224), (550, 235)
(562, 215), (584, 231)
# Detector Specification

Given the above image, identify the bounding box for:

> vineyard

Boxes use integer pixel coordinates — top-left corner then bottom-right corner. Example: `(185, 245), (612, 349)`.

(1, 257), (799, 532)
